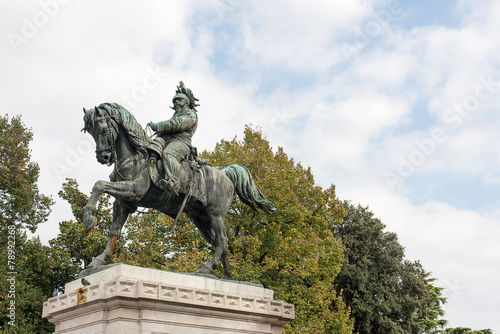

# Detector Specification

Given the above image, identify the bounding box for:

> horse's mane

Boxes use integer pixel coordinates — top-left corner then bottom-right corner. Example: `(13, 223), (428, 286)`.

(83, 102), (149, 153)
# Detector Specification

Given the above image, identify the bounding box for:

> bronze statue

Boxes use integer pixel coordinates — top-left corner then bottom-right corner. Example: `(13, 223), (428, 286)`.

(81, 82), (276, 279)
(147, 81), (199, 195)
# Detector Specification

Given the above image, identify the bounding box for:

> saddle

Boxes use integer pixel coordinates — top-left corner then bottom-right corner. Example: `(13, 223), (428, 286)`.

(147, 140), (208, 206)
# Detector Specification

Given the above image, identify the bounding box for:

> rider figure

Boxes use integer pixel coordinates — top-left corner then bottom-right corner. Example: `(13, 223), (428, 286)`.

(148, 81), (199, 195)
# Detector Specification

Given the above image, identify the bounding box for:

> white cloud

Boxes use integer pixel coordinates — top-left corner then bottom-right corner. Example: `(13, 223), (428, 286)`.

(236, 0), (372, 72)
(353, 49), (417, 87)
(483, 171), (500, 186)
(294, 92), (410, 173)
(2, 0), (500, 331)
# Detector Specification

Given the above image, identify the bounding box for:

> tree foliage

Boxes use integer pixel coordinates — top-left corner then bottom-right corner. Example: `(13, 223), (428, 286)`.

(0, 235), (58, 333)
(2, 116), (492, 333)
(115, 211), (174, 269)
(420, 272), (448, 333)
(0, 115), (54, 332)
(0, 114), (53, 235)
(115, 126), (354, 333)
(440, 328), (493, 334)
(49, 179), (114, 270)
(333, 201), (434, 334)
(333, 201), (492, 334)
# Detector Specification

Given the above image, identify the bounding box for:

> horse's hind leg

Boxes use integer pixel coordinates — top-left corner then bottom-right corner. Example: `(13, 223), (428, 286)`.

(191, 211), (231, 278)
(221, 244), (232, 279)
(201, 213), (230, 277)
(88, 199), (131, 267)
(210, 214), (231, 279)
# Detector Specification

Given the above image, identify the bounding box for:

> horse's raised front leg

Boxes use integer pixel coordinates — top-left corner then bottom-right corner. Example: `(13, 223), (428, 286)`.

(88, 199), (131, 267)
(83, 179), (142, 233)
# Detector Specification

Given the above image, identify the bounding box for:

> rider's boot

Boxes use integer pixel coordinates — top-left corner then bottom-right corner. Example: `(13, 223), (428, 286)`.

(158, 153), (181, 195)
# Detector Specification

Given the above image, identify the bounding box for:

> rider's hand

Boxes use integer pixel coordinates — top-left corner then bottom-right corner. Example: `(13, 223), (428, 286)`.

(148, 122), (158, 131)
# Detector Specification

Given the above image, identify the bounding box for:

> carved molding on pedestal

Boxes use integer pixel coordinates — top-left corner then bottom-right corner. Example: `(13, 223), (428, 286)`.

(43, 265), (294, 334)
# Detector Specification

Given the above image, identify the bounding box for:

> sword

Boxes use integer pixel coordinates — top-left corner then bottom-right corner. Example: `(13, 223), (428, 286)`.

(169, 164), (196, 231)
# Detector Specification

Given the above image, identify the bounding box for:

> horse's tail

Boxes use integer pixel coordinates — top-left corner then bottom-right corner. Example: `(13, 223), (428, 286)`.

(222, 164), (277, 214)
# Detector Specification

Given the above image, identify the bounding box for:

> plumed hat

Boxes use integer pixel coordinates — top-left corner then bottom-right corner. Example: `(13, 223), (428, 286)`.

(172, 81), (200, 111)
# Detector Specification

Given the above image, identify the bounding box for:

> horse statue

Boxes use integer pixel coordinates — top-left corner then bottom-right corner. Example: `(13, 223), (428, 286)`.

(81, 102), (276, 279)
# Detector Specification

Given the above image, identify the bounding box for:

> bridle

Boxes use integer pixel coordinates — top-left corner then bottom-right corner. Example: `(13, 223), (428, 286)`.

(113, 151), (147, 181)
(95, 113), (147, 180)
(94, 114), (117, 164)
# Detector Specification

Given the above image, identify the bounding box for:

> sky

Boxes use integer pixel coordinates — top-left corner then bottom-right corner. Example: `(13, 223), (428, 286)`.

(1, 0), (499, 331)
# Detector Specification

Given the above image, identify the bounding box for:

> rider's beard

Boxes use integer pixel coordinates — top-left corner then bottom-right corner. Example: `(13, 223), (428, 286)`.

(173, 104), (186, 113)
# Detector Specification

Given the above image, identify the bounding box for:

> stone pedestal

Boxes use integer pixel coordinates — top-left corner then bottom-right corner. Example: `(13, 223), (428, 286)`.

(42, 264), (294, 334)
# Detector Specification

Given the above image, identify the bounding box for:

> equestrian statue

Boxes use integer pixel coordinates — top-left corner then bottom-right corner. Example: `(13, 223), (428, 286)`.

(81, 81), (276, 279)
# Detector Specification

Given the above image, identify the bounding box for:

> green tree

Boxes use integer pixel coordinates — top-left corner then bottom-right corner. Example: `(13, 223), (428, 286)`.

(116, 126), (354, 333)
(419, 272), (448, 333)
(0, 114), (52, 235)
(333, 201), (433, 334)
(0, 115), (54, 332)
(333, 202), (493, 334)
(48, 178), (118, 287)
(441, 328), (493, 334)
(114, 211), (174, 269)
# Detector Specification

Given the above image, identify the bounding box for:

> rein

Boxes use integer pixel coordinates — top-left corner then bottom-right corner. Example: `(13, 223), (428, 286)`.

(113, 151), (147, 181)
(99, 115), (147, 181)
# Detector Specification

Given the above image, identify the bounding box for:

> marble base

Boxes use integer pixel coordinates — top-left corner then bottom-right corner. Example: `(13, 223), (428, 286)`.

(43, 264), (294, 333)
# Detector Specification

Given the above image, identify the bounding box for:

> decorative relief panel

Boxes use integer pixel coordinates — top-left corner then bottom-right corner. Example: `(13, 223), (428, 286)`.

(159, 285), (176, 300)
(139, 281), (158, 298)
(43, 277), (294, 321)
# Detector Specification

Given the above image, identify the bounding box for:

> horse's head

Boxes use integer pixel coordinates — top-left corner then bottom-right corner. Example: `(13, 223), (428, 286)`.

(82, 106), (117, 166)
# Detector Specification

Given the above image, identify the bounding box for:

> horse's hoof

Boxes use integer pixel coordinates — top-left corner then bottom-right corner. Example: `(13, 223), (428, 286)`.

(84, 216), (98, 233)
(197, 265), (212, 275)
(88, 256), (106, 267)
